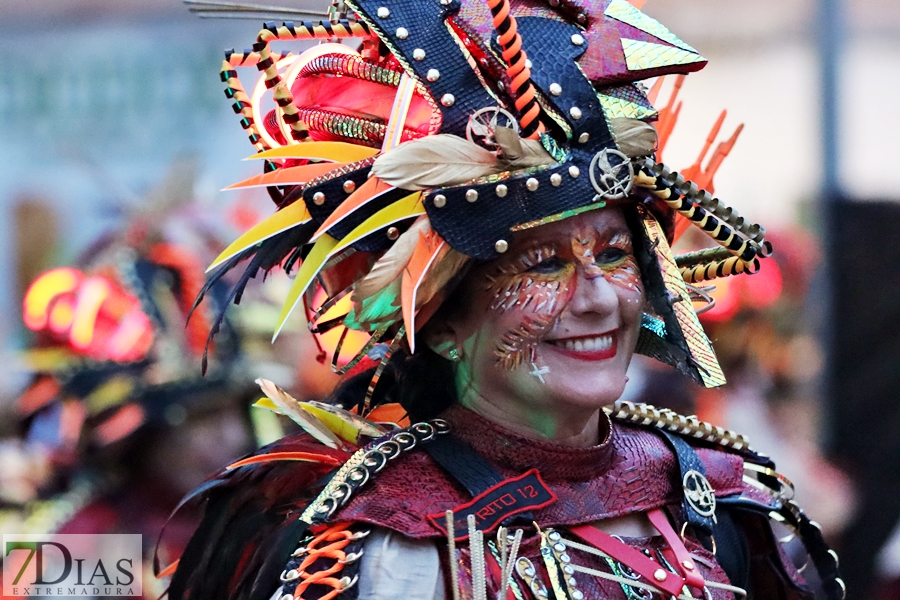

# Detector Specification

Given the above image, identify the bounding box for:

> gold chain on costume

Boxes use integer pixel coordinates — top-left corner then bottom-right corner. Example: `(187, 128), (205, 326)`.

(605, 400), (752, 452)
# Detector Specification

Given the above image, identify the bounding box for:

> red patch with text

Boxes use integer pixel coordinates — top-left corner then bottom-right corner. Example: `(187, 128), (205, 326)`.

(428, 469), (557, 539)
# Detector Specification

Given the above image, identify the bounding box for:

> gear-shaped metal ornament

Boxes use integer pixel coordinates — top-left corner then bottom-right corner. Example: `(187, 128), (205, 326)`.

(589, 148), (634, 200)
(466, 107), (519, 149)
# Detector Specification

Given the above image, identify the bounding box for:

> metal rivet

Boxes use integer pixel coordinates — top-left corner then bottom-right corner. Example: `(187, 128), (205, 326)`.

(396, 27), (409, 39)
(576, 13), (587, 24)
(495, 239), (509, 253)
(427, 69), (440, 82)
(343, 180), (356, 193)
(376, 6), (390, 18)
(465, 189), (478, 202)
(549, 83), (562, 96)
(526, 177), (539, 191)
(550, 173), (562, 187)
(569, 106), (582, 120)
(313, 191), (325, 205)
(568, 577), (577, 587)
(441, 93), (455, 106)
(653, 569), (667, 582)
(571, 33), (585, 46)
(440, 0), (452, 4)
(525, 59), (533, 69)
(387, 226), (400, 240)
(569, 165), (580, 178)
(413, 48), (426, 61)
(578, 132), (590, 144)
(548, 532), (561, 541)
(559, 553), (571, 564)
(563, 565), (574, 575)
(553, 543), (566, 552)
(496, 184), (508, 198)
(682, 560), (694, 570)
(572, 592), (584, 600)
(433, 194), (446, 208)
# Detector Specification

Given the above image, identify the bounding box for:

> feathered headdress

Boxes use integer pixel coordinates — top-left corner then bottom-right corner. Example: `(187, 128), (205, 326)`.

(196, 0), (771, 399)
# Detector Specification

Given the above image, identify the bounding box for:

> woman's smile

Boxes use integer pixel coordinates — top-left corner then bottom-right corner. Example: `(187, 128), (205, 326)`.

(544, 330), (618, 361)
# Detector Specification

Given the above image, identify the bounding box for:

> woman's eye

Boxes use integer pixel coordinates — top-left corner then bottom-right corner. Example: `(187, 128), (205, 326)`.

(595, 248), (629, 266)
(526, 256), (568, 274)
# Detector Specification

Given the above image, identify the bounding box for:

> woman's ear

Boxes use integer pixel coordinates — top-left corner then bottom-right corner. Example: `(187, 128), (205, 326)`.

(421, 320), (462, 362)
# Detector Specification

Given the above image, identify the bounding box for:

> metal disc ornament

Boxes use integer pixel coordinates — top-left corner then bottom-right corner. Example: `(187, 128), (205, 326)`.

(466, 107), (519, 148)
(589, 148), (634, 200)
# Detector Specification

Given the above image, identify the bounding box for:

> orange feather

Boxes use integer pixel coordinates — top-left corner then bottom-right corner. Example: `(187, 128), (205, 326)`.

(223, 162), (346, 190)
(225, 451), (343, 470)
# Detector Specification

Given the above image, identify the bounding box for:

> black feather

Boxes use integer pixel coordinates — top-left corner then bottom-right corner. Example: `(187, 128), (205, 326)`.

(167, 434), (343, 600)
(195, 221), (318, 373)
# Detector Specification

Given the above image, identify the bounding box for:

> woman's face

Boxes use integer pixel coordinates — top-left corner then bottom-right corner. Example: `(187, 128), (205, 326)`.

(438, 207), (644, 428)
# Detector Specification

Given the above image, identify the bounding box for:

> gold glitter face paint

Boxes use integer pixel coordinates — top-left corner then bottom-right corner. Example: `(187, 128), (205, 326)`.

(493, 314), (556, 370)
(487, 225), (641, 372)
(570, 230), (640, 289)
(486, 246), (577, 370)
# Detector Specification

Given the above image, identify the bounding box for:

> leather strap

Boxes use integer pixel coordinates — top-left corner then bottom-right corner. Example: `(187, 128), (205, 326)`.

(424, 433), (506, 496)
(569, 523), (685, 597)
(425, 434), (544, 531)
(647, 508), (705, 589)
(657, 430), (717, 535)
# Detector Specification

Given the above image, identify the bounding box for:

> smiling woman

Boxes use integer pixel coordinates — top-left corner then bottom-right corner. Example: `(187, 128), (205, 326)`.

(163, 0), (844, 599)
(432, 208), (644, 444)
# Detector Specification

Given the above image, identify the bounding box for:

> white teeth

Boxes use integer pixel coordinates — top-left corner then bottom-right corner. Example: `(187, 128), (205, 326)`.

(558, 334), (612, 352)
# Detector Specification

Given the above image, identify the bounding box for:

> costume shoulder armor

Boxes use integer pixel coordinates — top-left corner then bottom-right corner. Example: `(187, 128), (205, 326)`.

(300, 419), (451, 525)
(606, 402), (846, 599)
(606, 399), (754, 453)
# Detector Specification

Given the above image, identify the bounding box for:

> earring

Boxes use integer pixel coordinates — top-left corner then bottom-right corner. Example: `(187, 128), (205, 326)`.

(448, 347), (461, 363)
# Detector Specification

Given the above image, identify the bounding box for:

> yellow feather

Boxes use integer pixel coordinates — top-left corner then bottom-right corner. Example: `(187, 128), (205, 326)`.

(249, 142), (379, 163)
(273, 234), (338, 341)
(300, 401), (387, 445)
(330, 193), (424, 258)
(254, 379), (345, 449)
(207, 200), (311, 272)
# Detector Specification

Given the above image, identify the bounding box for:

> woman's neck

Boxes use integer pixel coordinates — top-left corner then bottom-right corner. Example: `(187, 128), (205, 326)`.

(455, 373), (608, 447)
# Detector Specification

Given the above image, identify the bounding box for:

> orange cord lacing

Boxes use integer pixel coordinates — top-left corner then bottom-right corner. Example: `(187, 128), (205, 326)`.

(485, 0), (546, 139)
(290, 523), (357, 600)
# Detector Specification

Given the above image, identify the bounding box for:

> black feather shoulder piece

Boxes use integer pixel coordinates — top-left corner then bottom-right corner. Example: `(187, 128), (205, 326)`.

(160, 432), (353, 600)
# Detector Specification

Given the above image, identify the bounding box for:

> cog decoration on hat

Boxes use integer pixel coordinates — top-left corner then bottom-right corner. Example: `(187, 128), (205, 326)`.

(196, 0), (772, 399)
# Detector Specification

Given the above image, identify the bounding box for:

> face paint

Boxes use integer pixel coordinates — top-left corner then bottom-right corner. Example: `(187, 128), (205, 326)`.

(486, 226), (640, 372)
(486, 246), (576, 315)
(486, 246), (578, 370)
(493, 314), (555, 370)
(443, 208), (645, 423)
(570, 230), (640, 288)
